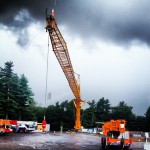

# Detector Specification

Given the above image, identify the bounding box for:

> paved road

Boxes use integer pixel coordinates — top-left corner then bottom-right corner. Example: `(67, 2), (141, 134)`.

(0, 132), (144, 150)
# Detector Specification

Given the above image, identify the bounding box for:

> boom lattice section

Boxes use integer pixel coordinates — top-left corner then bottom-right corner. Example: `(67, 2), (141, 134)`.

(49, 27), (80, 100)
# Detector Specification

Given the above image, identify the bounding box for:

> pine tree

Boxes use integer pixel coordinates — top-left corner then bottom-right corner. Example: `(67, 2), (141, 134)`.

(0, 61), (18, 119)
(18, 74), (34, 120)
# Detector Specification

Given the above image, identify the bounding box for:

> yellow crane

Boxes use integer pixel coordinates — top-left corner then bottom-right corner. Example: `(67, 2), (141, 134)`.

(45, 9), (85, 130)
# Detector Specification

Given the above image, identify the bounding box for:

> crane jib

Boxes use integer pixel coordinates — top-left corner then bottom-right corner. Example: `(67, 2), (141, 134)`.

(46, 18), (80, 99)
(46, 12), (85, 130)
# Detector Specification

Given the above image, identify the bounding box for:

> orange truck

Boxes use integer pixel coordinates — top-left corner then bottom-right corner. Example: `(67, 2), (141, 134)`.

(0, 119), (12, 135)
(101, 120), (132, 150)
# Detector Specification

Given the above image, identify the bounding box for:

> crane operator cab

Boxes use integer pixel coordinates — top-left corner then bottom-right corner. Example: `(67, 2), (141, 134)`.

(46, 9), (56, 31)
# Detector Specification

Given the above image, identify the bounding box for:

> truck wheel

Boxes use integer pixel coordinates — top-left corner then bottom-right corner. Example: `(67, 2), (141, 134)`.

(124, 146), (132, 150)
(101, 137), (106, 149)
(120, 138), (124, 149)
(0, 132), (5, 136)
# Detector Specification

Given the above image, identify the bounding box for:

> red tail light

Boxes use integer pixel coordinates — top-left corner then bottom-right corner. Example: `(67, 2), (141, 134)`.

(129, 138), (132, 144)
(107, 136), (109, 142)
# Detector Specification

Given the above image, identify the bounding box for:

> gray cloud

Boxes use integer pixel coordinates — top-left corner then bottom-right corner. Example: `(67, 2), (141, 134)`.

(1, 0), (150, 46)
(65, 0), (150, 46)
(0, 0), (54, 46)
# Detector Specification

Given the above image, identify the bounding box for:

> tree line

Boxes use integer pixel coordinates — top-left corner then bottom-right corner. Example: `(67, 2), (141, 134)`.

(0, 61), (36, 120)
(0, 61), (150, 132)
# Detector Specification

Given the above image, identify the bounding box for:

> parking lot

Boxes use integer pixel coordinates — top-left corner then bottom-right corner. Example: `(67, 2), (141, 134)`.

(0, 132), (145, 150)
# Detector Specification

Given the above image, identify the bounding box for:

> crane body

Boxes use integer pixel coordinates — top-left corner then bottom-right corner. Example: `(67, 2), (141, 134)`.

(46, 9), (85, 130)
(101, 120), (132, 150)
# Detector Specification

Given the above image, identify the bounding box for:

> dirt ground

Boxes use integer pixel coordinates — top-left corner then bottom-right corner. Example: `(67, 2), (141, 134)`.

(0, 132), (144, 150)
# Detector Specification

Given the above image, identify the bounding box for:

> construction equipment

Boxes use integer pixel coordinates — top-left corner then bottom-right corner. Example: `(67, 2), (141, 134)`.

(0, 119), (12, 135)
(101, 120), (132, 150)
(45, 9), (85, 130)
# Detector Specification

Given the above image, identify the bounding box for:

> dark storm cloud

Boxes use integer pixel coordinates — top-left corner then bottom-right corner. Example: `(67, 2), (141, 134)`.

(1, 0), (150, 46)
(66, 0), (150, 46)
(0, 0), (68, 26)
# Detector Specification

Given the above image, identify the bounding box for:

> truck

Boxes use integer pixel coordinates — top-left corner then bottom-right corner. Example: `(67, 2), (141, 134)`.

(0, 119), (37, 134)
(0, 119), (12, 135)
(16, 121), (37, 133)
(101, 120), (132, 150)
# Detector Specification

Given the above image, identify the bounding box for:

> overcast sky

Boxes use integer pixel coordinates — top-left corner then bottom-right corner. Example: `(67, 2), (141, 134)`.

(0, 0), (150, 115)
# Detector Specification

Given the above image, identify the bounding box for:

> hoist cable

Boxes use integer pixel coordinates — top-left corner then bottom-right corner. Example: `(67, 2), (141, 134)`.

(44, 33), (50, 118)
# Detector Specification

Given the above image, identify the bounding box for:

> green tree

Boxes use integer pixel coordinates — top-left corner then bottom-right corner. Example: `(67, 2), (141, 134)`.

(17, 74), (34, 120)
(45, 102), (62, 131)
(45, 100), (75, 131)
(23, 99), (37, 121)
(111, 101), (135, 130)
(82, 108), (95, 128)
(88, 100), (96, 126)
(145, 106), (150, 131)
(0, 61), (36, 120)
(111, 101), (133, 119)
(61, 100), (75, 130)
(35, 106), (45, 123)
(95, 97), (111, 122)
(135, 116), (146, 131)
(0, 69), (5, 118)
(0, 61), (18, 119)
